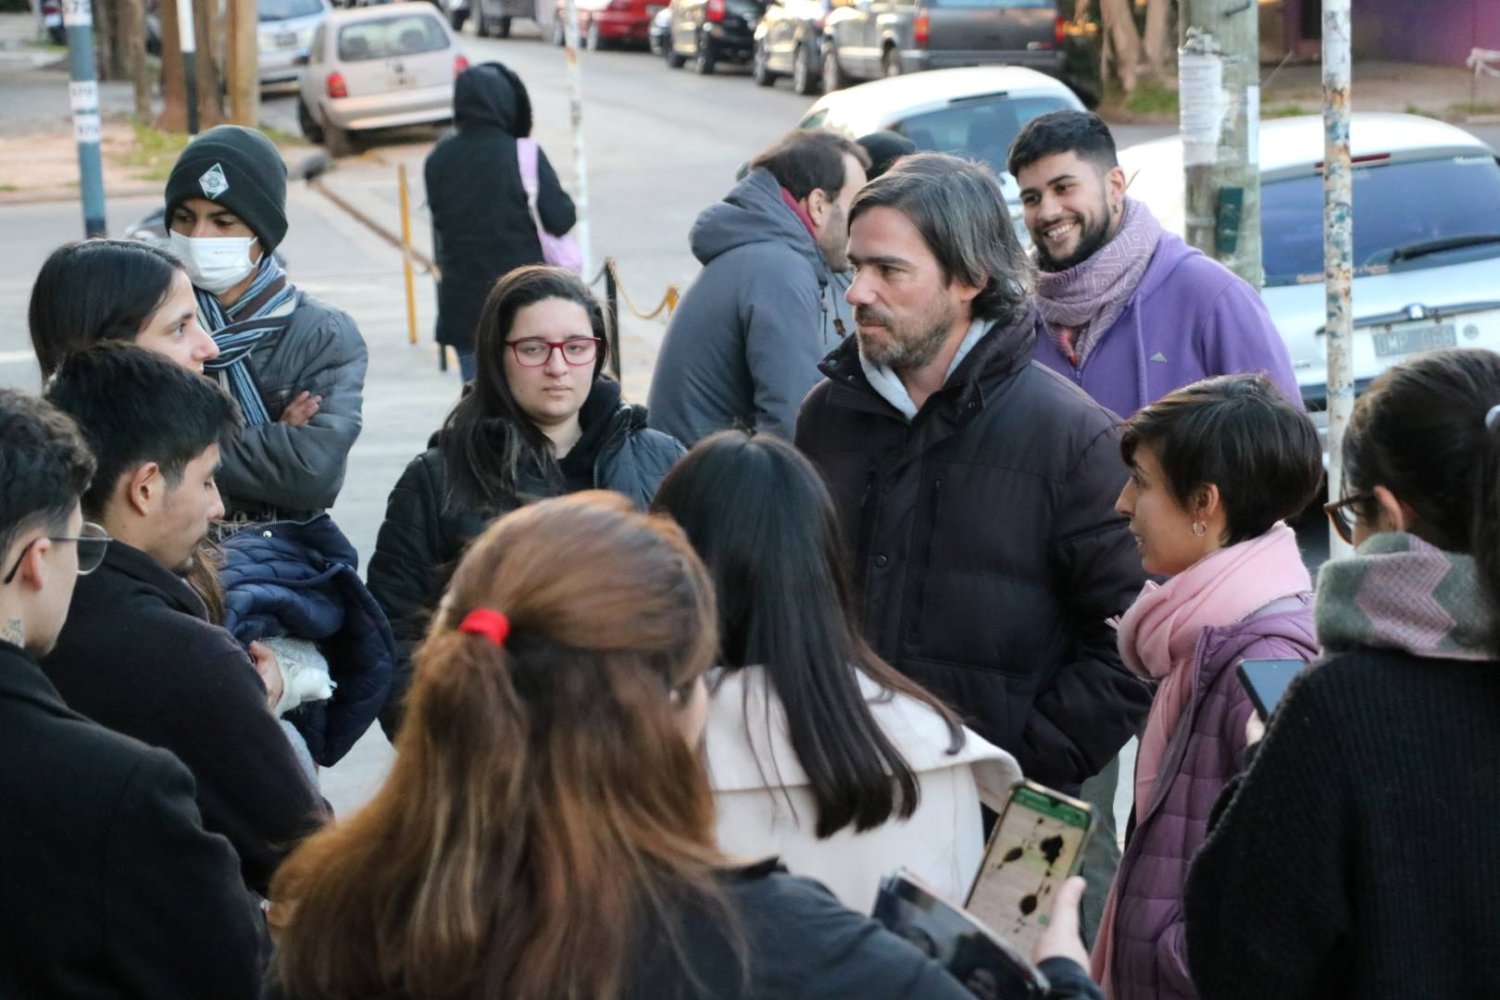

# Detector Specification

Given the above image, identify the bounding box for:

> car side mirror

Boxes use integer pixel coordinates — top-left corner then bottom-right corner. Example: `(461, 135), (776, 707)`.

(293, 52), (310, 65)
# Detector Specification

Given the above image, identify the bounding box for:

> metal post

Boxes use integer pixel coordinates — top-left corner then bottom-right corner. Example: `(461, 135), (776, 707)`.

(560, 0), (593, 276)
(175, 0), (198, 133)
(1178, 0), (1262, 287)
(62, 0), (107, 237)
(398, 164), (420, 347)
(603, 259), (622, 381)
(1322, 0), (1353, 554)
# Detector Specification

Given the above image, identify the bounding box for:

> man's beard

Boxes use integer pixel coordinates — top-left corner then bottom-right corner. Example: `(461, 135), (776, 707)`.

(855, 295), (957, 374)
(1034, 197), (1115, 273)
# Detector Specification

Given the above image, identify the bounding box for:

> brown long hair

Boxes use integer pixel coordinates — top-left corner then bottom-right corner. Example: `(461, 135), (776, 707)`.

(270, 491), (729, 999)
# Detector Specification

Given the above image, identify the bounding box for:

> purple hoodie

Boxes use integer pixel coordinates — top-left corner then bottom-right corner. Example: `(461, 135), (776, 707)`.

(1034, 231), (1303, 420)
(1107, 594), (1317, 1000)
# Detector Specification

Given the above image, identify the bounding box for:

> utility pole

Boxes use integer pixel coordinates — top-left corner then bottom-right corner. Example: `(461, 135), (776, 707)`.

(559, 0), (593, 276)
(1322, 0), (1354, 553)
(1178, 0), (1262, 287)
(226, 0), (259, 126)
(62, 0), (107, 237)
(175, 0), (199, 132)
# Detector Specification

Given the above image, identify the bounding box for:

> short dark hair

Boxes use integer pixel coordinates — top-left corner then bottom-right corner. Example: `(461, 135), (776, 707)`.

(1121, 374), (1321, 545)
(29, 238), (187, 380)
(43, 343), (242, 519)
(849, 152), (1033, 324)
(0, 390), (95, 564)
(1007, 110), (1119, 178)
(751, 129), (870, 202)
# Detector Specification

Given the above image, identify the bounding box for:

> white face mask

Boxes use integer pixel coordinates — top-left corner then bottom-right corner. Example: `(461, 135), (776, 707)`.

(170, 232), (259, 295)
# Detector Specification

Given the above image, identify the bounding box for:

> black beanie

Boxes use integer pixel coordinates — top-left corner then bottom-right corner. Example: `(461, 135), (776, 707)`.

(857, 131), (918, 181)
(164, 125), (289, 252)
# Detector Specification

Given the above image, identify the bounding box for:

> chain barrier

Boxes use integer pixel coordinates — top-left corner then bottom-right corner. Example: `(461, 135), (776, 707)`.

(585, 256), (681, 382)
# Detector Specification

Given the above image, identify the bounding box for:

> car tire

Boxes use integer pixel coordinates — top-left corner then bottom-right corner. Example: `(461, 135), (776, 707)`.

(448, 9), (467, 31)
(586, 19), (601, 50)
(752, 40), (775, 86)
(792, 42), (818, 94)
(476, 9), (492, 35)
(552, 15), (566, 44)
(497, 14), (511, 36)
(296, 98), (324, 143)
(665, 30), (686, 67)
(882, 46), (902, 77)
(821, 44), (846, 92)
(693, 32), (716, 74)
(324, 121), (353, 159)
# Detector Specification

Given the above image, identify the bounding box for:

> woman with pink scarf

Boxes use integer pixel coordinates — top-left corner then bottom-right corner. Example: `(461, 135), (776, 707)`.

(1090, 374), (1322, 1000)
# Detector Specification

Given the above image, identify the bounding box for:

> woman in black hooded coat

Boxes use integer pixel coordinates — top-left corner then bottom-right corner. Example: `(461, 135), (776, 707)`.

(424, 61), (576, 378)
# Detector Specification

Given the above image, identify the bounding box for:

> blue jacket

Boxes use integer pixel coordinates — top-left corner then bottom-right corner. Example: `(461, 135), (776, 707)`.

(220, 515), (394, 766)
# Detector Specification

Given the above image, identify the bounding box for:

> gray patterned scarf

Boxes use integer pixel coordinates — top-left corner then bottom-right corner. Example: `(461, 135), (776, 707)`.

(1034, 197), (1163, 367)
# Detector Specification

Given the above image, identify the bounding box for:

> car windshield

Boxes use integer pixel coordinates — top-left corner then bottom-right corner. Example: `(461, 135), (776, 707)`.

(1262, 153), (1500, 286)
(890, 95), (1077, 176)
(337, 14), (448, 60)
(259, 0), (321, 21)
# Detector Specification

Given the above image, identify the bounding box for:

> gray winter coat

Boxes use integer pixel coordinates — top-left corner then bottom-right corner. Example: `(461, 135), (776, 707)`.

(217, 291), (367, 519)
(647, 169), (842, 445)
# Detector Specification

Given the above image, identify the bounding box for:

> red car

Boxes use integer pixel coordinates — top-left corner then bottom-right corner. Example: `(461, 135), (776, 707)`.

(551, 0), (663, 49)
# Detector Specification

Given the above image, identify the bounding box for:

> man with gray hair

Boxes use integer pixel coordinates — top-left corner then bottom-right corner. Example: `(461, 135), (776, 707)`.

(796, 152), (1150, 805)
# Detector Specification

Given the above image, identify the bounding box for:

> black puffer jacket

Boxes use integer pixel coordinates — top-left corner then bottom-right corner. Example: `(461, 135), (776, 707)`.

(795, 312), (1152, 791)
(424, 63), (576, 352)
(368, 380), (684, 737)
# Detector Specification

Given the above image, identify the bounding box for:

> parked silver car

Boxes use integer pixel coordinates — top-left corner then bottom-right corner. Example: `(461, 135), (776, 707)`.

(296, 2), (465, 156)
(797, 66), (1083, 235)
(1120, 113), (1500, 435)
(259, 0), (331, 90)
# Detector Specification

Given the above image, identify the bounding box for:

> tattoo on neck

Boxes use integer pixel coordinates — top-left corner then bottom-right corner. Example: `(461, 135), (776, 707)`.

(1, 619), (22, 648)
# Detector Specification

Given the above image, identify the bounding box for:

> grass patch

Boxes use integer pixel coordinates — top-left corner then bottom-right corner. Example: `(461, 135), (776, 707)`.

(1403, 103), (1439, 118)
(116, 122), (191, 182)
(258, 123), (310, 147)
(1263, 103), (1309, 119)
(1124, 80), (1179, 117)
(1450, 101), (1500, 118)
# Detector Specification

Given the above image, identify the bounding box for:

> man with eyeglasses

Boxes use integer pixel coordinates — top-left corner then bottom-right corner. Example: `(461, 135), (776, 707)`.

(0, 388), (263, 996)
(41, 343), (326, 897)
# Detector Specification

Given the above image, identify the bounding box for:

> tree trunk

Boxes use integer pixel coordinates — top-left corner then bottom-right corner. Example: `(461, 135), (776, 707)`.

(157, 0), (186, 130)
(1141, 0), (1173, 79)
(1099, 0), (1141, 93)
(193, 0), (225, 128)
(122, 0), (150, 120)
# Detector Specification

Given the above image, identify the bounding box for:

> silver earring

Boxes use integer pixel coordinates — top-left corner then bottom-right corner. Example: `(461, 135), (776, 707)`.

(1191, 522), (1207, 538)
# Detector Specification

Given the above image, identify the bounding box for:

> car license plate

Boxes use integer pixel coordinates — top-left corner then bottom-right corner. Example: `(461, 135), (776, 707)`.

(276, 31), (298, 47)
(1373, 322), (1457, 358)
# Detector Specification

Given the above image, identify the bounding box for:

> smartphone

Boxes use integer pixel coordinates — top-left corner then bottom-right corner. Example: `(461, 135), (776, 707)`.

(964, 781), (1095, 955)
(1237, 658), (1306, 720)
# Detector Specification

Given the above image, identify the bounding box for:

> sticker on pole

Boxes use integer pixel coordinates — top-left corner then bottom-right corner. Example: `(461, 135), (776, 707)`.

(62, 0), (91, 27)
(68, 81), (98, 114)
(1179, 30), (1226, 167)
(73, 112), (101, 144)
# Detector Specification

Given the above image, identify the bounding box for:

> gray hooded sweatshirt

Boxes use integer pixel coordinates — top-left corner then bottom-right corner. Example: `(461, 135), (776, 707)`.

(647, 169), (844, 445)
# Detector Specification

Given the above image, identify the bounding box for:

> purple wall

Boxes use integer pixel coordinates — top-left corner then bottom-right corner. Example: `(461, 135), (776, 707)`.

(1284, 0), (1500, 66)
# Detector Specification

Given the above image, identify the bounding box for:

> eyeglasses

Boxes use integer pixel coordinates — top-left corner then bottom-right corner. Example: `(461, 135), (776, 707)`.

(1323, 492), (1374, 546)
(2, 521), (112, 585)
(506, 337), (602, 368)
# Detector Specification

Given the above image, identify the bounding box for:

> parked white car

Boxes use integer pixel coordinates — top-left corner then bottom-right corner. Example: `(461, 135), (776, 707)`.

(296, 2), (467, 156)
(796, 66), (1084, 234)
(259, 0), (331, 90)
(1120, 114), (1500, 431)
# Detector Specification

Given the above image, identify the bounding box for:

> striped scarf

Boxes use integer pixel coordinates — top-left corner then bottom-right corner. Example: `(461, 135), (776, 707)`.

(200, 255), (298, 426)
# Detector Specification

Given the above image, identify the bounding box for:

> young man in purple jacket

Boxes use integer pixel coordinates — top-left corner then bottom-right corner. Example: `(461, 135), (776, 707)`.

(1008, 111), (1302, 422)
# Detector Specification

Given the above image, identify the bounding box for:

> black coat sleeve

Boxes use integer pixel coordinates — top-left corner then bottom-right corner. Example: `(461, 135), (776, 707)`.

(105, 749), (266, 998)
(535, 146), (577, 237)
(1024, 423), (1152, 789)
(1184, 670), (1353, 999)
(368, 454), (448, 740)
(1038, 958), (1105, 1000)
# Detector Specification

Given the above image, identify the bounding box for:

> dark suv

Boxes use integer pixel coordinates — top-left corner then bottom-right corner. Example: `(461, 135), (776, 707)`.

(664, 0), (767, 74)
(820, 0), (1062, 90)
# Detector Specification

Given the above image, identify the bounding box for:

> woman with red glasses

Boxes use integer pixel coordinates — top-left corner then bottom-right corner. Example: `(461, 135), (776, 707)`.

(368, 265), (685, 737)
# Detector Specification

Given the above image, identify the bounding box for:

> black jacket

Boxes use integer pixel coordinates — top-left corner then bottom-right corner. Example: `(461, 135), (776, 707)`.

(795, 313), (1152, 790)
(1186, 648), (1500, 999)
(368, 380), (685, 737)
(0, 641), (264, 998)
(424, 63), (577, 352)
(42, 541), (327, 895)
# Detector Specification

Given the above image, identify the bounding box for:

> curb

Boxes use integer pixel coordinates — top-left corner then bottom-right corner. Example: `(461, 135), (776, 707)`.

(0, 181), (163, 206)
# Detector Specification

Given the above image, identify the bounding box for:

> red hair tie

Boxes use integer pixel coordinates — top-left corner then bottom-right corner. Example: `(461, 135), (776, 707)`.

(458, 608), (510, 647)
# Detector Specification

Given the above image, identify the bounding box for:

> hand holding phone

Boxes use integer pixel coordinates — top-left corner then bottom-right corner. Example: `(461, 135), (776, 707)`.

(1236, 658), (1307, 720)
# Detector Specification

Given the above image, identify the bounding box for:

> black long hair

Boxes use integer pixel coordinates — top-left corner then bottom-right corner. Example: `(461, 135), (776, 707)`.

(441, 266), (609, 510)
(652, 432), (964, 839)
(1343, 348), (1500, 649)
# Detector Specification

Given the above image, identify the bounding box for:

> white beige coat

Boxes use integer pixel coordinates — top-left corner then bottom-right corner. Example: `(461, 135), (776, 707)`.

(705, 666), (1021, 913)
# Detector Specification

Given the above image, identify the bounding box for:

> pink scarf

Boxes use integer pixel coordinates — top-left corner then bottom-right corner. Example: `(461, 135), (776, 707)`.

(1091, 523), (1310, 996)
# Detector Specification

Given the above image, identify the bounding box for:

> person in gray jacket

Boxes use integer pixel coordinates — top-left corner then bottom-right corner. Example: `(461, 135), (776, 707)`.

(165, 125), (367, 521)
(647, 130), (869, 445)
